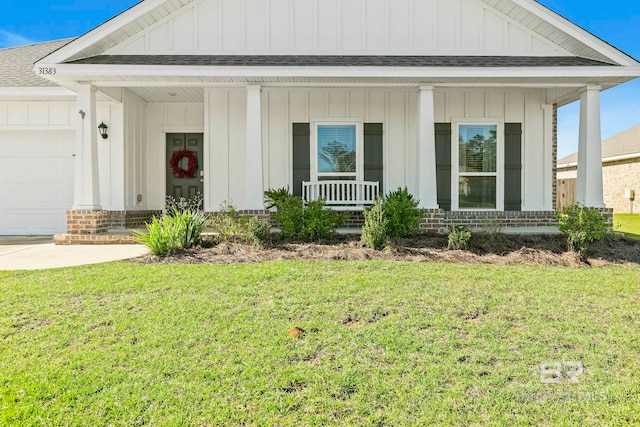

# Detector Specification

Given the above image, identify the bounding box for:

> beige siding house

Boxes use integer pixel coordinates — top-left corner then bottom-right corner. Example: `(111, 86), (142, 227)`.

(558, 125), (640, 213)
(1, 0), (639, 236)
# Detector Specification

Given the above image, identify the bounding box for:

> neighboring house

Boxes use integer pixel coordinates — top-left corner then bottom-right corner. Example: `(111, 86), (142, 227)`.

(557, 125), (640, 213)
(1, 0), (640, 237)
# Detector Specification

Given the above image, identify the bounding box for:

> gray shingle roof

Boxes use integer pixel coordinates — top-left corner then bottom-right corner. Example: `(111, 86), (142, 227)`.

(0, 39), (74, 87)
(67, 55), (614, 67)
(558, 124), (640, 165)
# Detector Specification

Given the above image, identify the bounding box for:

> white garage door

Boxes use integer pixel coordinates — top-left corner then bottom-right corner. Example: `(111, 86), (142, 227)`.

(0, 131), (74, 235)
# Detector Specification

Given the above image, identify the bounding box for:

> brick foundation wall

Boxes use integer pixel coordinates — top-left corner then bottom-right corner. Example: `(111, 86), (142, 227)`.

(419, 210), (559, 233)
(107, 210), (162, 228)
(53, 234), (136, 245)
(66, 210), (110, 234)
(343, 211), (365, 228)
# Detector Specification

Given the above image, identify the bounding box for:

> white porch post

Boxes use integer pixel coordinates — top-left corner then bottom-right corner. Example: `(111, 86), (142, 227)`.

(417, 85), (439, 209)
(72, 84), (101, 210)
(244, 84), (264, 210)
(576, 85), (605, 208)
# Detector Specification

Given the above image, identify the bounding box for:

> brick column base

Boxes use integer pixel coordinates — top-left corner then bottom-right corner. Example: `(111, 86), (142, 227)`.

(66, 210), (109, 234)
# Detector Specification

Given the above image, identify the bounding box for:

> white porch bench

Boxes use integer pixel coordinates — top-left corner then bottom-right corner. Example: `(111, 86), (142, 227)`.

(302, 180), (380, 210)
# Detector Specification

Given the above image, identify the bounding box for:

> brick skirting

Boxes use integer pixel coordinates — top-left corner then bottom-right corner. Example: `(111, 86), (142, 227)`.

(419, 208), (613, 233)
(66, 210), (110, 234)
(420, 210), (560, 233)
(53, 233), (136, 245)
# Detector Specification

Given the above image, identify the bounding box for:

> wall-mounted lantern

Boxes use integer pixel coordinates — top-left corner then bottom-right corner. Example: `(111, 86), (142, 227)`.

(98, 122), (109, 140)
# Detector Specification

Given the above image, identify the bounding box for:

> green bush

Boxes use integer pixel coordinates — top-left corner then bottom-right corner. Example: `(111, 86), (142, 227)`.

(361, 198), (389, 250)
(384, 187), (423, 238)
(264, 187), (292, 210)
(557, 204), (608, 254)
(135, 208), (209, 255)
(209, 203), (252, 242)
(300, 200), (346, 241)
(247, 217), (272, 249)
(448, 225), (472, 250)
(268, 189), (345, 241)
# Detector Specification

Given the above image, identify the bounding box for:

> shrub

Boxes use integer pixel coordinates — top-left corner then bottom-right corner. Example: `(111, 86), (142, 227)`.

(271, 194), (305, 238)
(264, 187), (292, 210)
(209, 202), (252, 242)
(384, 187), (422, 238)
(247, 217), (272, 248)
(361, 198), (389, 250)
(448, 225), (472, 250)
(557, 204), (608, 254)
(165, 192), (203, 214)
(135, 208), (209, 255)
(268, 189), (345, 241)
(300, 200), (346, 241)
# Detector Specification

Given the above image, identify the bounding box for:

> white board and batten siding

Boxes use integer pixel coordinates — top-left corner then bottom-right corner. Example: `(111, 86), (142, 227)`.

(105, 0), (570, 57)
(202, 87), (555, 212)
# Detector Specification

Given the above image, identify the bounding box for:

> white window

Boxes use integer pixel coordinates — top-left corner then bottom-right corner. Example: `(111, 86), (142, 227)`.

(311, 121), (363, 181)
(452, 120), (504, 211)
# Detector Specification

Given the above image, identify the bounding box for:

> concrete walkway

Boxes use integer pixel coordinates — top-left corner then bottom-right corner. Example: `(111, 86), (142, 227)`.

(0, 236), (149, 271)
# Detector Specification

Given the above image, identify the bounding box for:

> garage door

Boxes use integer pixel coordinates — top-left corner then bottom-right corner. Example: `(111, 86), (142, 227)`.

(0, 131), (74, 235)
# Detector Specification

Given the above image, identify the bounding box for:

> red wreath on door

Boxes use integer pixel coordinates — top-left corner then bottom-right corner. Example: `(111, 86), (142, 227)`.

(170, 150), (198, 178)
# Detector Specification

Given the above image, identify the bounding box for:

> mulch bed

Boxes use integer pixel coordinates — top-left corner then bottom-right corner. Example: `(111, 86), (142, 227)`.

(131, 233), (640, 268)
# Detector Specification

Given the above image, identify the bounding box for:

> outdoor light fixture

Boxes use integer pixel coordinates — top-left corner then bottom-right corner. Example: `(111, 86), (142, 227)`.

(98, 122), (109, 139)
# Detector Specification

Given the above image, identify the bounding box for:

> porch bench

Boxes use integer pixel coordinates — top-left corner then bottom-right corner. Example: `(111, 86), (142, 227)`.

(302, 180), (380, 211)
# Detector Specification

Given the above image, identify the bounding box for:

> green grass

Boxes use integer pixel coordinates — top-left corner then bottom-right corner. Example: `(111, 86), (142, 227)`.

(2, 262), (640, 426)
(614, 213), (640, 239)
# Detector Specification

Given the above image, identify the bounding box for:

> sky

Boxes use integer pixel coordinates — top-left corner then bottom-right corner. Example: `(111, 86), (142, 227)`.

(0, 0), (638, 159)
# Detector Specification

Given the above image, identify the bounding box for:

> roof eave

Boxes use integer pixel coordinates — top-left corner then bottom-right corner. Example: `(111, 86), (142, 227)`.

(32, 63), (640, 82)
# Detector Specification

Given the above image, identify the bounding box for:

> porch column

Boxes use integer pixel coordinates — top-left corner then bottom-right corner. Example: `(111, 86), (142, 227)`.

(244, 84), (264, 210)
(417, 85), (439, 209)
(72, 84), (101, 210)
(576, 85), (605, 208)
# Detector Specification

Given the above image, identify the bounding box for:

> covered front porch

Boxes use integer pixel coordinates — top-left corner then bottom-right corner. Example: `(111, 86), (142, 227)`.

(50, 78), (609, 236)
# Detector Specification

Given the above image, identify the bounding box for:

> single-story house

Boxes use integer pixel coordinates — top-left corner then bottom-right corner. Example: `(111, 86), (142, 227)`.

(1, 0), (639, 237)
(558, 125), (640, 213)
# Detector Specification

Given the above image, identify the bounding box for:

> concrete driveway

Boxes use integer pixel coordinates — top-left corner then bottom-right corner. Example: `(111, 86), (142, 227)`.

(0, 236), (149, 270)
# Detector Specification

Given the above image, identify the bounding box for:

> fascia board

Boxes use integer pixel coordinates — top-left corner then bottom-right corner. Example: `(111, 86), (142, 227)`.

(39, 0), (169, 65)
(33, 63), (640, 80)
(513, 0), (640, 67)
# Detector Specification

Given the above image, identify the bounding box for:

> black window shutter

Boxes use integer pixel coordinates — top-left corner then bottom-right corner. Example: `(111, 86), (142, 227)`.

(504, 123), (522, 211)
(292, 123), (310, 197)
(364, 123), (383, 195)
(435, 123), (452, 211)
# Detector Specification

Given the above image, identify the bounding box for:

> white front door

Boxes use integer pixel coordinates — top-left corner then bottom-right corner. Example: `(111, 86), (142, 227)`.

(0, 131), (74, 235)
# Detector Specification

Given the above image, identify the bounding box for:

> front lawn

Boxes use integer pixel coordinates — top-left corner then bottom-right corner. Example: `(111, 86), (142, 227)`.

(614, 213), (640, 239)
(2, 262), (640, 426)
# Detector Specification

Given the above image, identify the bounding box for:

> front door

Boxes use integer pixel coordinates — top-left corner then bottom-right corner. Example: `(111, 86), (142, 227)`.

(166, 133), (204, 201)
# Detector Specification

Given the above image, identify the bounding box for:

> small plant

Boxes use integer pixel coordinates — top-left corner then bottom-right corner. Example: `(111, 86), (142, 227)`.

(448, 225), (472, 250)
(557, 204), (608, 254)
(300, 200), (346, 241)
(271, 194), (305, 238)
(264, 187), (292, 210)
(247, 217), (272, 249)
(209, 202), (252, 242)
(165, 192), (203, 214)
(482, 215), (504, 243)
(384, 187), (423, 238)
(135, 208), (209, 255)
(361, 198), (389, 250)
(268, 191), (345, 241)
